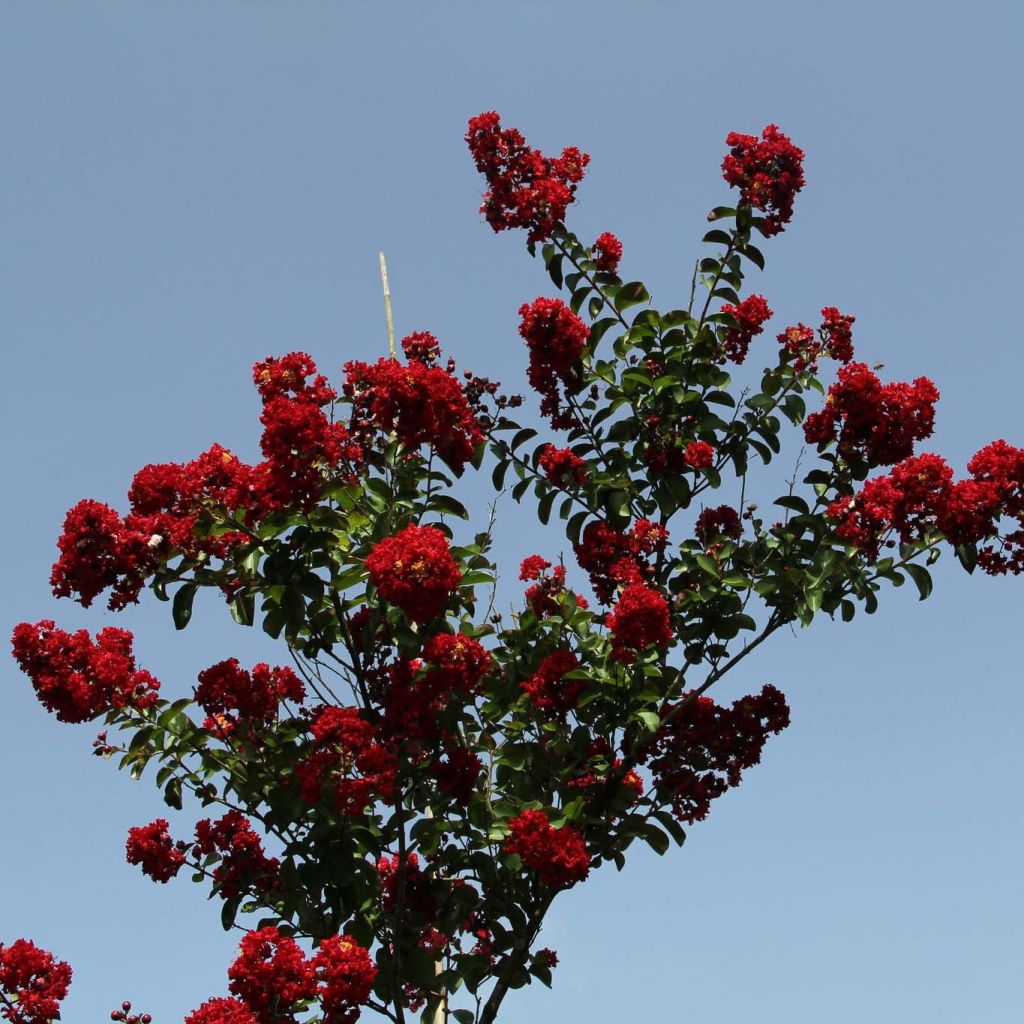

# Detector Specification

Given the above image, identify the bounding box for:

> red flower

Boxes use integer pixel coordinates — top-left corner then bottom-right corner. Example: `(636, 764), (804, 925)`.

(695, 505), (742, 545)
(630, 519), (669, 555)
(312, 936), (377, 1024)
(344, 353), (484, 474)
(574, 521), (644, 605)
(421, 632), (493, 696)
(592, 232), (622, 273)
(253, 352), (336, 405)
(606, 585), (672, 663)
(538, 445), (588, 486)
(519, 557), (588, 617)
(376, 852), (435, 917)
(466, 112), (589, 243)
(195, 659), (304, 734)
(11, 621), (159, 723)
(503, 809), (590, 889)
(0, 939), (73, 1024)
(819, 306), (856, 363)
(227, 928), (315, 1024)
(647, 685), (790, 822)
(804, 362), (939, 467)
(683, 441), (715, 469)
(521, 650), (587, 717)
(518, 298), (589, 429)
(185, 999), (259, 1024)
(400, 331), (441, 365)
(126, 819), (186, 884)
(722, 124), (805, 235)
(719, 294), (773, 364)
(194, 812), (280, 900)
(431, 747), (483, 805)
(365, 525), (461, 623)
(519, 555), (551, 581)
(49, 499), (160, 611)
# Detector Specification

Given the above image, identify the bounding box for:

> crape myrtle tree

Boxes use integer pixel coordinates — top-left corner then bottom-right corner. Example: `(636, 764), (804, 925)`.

(7, 113), (1024, 1024)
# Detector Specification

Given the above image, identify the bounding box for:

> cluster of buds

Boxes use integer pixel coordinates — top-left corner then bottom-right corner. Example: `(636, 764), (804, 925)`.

(110, 1000), (152, 1024)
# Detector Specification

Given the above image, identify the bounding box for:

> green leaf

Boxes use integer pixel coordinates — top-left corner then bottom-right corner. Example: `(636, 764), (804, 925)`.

(706, 206), (737, 221)
(432, 494), (469, 519)
(221, 896), (241, 931)
(230, 592), (254, 626)
(511, 428), (538, 451)
(740, 244), (765, 270)
(537, 490), (556, 526)
(654, 810), (687, 847)
(641, 823), (671, 856)
(547, 253), (565, 290)
(570, 287), (592, 315)
(163, 776), (183, 810)
(615, 281), (650, 312)
(955, 542), (977, 574)
(637, 710), (661, 732)
(695, 554), (720, 576)
(775, 495), (810, 515)
(172, 583), (198, 631)
(603, 490), (632, 529)
(903, 562), (933, 601)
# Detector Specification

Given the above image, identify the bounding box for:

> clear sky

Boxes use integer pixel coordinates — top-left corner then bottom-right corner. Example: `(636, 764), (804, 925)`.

(1, 3), (1022, 1022)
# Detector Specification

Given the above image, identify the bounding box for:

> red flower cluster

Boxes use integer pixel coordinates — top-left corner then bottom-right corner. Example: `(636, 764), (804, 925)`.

(376, 852), (436, 919)
(227, 927), (316, 1022)
(193, 925), (376, 1024)
(51, 352), (360, 613)
(538, 445), (588, 487)
(819, 306), (856, 363)
(804, 362), (939, 466)
(647, 685), (790, 822)
(255, 353), (360, 510)
(503, 810), (590, 889)
(721, 124), (805, 235)
(312, 935), (378, 1024)
(401, 331), (441, 364)
(518, 298), (589, 429)
(48, 499), (157, 611)
(365, 524), (461, 623)
(630, 519), (669, 555)
(695, 505), (742, 546)
(296, 706), (397, 815)
(521, 650), (587, 717)
(592, 232), (622, 274)
(344, 343), (485, 474)
(606, 584), (672, 663)
(466, 111), (589, 243)
(125, 818), (186, 883)
(719, 294), (773, 364)
(0, 940), (73, 1024)
(421, 632), (493, 697)
(10, 621), (159, 724)
(573, 521), (662, 605)
(185, 998), (259, 1024)
(431, 746), (483, 804)
(684, 440), (715, 469)
(194, 811), (281, 900)
(195, 658), (304, 735)
(829, 441), (1024, 572)
(519, 555), (588, 617)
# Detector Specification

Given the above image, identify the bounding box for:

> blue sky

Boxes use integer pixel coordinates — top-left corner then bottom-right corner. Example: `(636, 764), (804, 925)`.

(1, 3), (1022, 1022)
